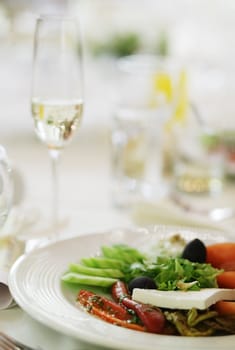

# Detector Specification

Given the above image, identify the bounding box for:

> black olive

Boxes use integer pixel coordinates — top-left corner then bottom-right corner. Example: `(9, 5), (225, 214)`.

(128, 276), (156, 294)
(182, 238), (207, 263)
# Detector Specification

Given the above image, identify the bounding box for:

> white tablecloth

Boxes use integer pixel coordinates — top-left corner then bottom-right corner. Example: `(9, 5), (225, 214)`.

(0, 133), (132, 349)
(0, 44), (133, 348)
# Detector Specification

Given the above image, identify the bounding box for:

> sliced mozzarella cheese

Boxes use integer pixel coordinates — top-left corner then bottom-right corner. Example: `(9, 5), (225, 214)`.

(132, 288), (235, 310)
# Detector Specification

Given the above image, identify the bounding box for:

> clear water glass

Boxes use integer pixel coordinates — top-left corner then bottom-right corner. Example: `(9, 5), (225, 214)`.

(0, 146), (12, 228)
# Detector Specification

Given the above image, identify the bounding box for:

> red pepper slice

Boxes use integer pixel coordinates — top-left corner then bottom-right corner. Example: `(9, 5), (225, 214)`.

(111, 281), (166, 334)
(77, 289), (146, 332)
(78, 289), (131, 320)
(112, 279), (130, 300)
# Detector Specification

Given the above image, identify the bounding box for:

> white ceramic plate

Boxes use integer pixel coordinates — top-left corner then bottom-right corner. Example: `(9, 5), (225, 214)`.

(9, 226), (235, 350)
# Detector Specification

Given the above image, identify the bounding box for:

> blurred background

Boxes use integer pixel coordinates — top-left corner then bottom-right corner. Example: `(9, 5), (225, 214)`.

(1, 0), (235, 138)
(0, 0), (235, 229)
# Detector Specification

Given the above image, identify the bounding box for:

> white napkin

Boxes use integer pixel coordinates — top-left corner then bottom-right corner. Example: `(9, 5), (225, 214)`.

(0, 207), (37, 309)
(0, 237), (25, 309)
(131, 197), (234, 234)
(0, 206), (70, 309)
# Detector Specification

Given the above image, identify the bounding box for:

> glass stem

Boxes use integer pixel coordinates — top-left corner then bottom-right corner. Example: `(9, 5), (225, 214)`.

(49, 149), (61, 239)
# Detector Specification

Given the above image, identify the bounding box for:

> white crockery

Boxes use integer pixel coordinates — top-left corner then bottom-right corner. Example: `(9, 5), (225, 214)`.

(9, 226), (235, 350)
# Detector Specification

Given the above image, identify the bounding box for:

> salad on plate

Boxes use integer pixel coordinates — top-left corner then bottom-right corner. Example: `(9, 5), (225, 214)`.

(62, 233), (235, 336)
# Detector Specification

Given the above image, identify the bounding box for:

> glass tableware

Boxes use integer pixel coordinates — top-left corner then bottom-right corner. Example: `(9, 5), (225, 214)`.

(110, 54), (181, 208)
(0, 145), (12, 228)
(31, 15), (83, 239)
(172, 99), (225, 197)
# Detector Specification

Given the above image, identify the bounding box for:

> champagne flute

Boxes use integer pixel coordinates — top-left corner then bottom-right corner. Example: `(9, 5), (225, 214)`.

(31, 15), (83, 239)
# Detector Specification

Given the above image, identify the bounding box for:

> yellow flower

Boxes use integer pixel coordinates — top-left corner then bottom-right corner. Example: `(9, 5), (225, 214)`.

(153, 69), (189, 131)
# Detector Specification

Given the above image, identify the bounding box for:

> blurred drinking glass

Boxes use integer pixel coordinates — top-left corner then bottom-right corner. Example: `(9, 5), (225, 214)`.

(0, 146), (12, 227)
(173, 115), (225, 196)
(110, 54), (183, 208)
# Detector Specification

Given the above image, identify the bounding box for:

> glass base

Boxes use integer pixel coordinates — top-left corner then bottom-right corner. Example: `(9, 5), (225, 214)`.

(170, 181), (234, 220)
(111, 178), (169, 210)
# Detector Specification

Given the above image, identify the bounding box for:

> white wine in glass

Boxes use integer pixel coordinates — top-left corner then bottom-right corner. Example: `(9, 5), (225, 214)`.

(31, 15), (84, 239)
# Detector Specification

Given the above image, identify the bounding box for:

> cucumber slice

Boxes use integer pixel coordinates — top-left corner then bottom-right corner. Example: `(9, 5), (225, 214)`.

(101, 244), (145, 264)
(62, 272), (117, 287)
(81, 257), (125, 269)
(69, 263), (124, 278)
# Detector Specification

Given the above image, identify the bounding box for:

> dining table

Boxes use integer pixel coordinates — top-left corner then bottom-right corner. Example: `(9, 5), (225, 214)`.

(0, 125), (136, 350)
(1, 43), (235, 350)
(0, 44), (133, 349)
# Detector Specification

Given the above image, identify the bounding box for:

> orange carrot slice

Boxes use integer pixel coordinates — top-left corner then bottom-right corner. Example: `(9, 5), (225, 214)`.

(214, 300), (235, 315)
(216, 271), (235, 289)
(206, 243), (235, 269)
